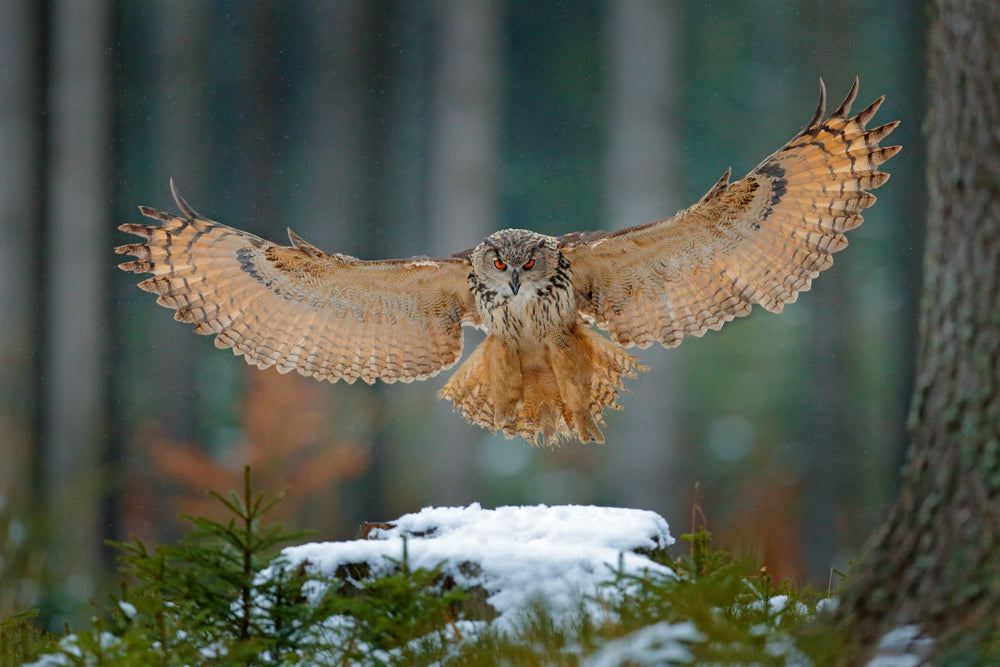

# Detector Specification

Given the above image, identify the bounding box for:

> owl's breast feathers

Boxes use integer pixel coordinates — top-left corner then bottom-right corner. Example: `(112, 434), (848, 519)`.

(441, 250), (640, 444)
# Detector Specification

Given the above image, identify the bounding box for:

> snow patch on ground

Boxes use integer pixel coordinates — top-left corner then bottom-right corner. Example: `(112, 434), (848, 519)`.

(867, 625), (933, 667)
(26, 503), (939, 667)
(277, 503), (674, 626)
(582, 621), (704, 666)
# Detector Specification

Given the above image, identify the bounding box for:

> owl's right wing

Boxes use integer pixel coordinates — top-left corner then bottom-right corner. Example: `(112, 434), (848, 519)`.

(117, 183), (480, 384)
(561, 78), (900, 349)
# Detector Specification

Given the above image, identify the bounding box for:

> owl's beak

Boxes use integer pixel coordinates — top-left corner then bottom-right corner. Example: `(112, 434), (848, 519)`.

(509, 270), (520, 296)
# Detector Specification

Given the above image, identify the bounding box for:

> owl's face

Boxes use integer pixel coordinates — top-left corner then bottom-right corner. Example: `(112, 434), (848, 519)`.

(471, 229), (560, 298)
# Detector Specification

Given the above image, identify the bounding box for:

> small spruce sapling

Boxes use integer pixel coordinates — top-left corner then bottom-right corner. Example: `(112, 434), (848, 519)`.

(106, 465), (335, 664)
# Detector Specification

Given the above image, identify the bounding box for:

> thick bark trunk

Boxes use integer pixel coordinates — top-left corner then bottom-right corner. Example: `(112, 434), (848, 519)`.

(835, 0), (1000, 659)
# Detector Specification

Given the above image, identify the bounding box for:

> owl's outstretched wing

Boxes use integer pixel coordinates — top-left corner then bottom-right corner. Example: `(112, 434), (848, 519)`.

(561, 78), (900, 349)
(117, 182), (479, 384)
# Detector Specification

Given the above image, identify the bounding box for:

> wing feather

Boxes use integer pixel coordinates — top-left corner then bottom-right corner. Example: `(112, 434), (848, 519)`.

(117, 189), (479, 384)
(562, 78), (900, 348)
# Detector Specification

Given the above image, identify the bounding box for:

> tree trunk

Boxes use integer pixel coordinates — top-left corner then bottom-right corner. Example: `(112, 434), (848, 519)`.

(0, 1), (43, 512)
(835, 1), (1000, 659)
(144, 2), (213, 445)
(40, 0), (113, 623)
(601, 0), (683, 520)
(423, 0), (502, 504)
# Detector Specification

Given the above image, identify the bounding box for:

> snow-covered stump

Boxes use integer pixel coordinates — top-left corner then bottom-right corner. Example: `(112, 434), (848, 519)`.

(269, 504), (675, 630)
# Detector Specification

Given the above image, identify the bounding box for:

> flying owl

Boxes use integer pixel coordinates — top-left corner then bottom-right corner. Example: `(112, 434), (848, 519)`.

(117, 79), (899, 446)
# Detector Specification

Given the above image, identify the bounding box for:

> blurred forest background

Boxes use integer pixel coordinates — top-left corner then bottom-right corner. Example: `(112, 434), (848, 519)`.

(1, 0), (925, 628)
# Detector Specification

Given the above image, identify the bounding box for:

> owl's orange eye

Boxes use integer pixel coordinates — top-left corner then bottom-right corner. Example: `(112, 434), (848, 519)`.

(494, 259), (507, 271)
(522, 258), (535, 270)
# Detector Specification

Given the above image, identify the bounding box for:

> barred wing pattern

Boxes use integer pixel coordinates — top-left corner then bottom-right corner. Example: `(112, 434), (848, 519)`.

(117, 185), (479, 384)
(562, 78), (900, 349)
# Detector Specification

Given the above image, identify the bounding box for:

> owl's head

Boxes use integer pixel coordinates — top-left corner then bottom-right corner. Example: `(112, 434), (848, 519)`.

(471, 229), (560, 298)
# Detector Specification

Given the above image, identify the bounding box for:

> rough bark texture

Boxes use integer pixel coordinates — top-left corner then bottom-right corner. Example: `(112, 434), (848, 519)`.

(835, 1), (1000, 660)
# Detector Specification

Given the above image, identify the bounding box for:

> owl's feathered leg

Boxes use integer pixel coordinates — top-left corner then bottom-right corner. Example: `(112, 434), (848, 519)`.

(438, 326), (645, 445)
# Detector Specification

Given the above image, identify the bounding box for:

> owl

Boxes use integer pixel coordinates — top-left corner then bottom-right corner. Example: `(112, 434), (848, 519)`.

(118, 79), (899, 445)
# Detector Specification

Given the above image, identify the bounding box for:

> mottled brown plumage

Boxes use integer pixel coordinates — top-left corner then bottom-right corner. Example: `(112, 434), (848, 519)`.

(117, 79), (899, 445)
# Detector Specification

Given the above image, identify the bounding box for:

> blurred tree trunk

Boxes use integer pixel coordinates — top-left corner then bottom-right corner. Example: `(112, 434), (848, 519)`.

(145, 3), (213, 445)
(796, 5), (856, 586)
(601, 0), (682, 519)
(40, 0), (113, 621)
(834, 1), (1000, 660)
(337, 3), (438, 526)
(296, 1), (375, 535)
(0, 3), (43, 510)
(114, 2), (217, 545)
(423, 0), (502, 504)
(296, 1), (369, 251)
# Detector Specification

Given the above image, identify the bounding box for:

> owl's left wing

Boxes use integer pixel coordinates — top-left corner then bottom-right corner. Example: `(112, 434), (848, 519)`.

(117, 183), (480, 384)
(561, 78), (900, 349)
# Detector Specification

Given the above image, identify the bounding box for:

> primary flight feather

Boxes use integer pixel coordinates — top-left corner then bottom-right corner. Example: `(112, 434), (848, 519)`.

(117, 79), (899, 445)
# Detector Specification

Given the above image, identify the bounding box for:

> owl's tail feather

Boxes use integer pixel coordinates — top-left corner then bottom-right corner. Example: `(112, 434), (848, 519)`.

(439, 326), (646, 445)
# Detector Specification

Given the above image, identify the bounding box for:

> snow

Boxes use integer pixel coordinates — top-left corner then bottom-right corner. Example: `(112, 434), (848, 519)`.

(867, 625), (933, 667)
(117, 600), (137, 619)
(748, 593), (808, 617)
(582, 621), (704, 666)
(26, 633), (120, 666)
(24, 503), (939, 667)
(276, 503), (674, 627)
(815, 596), (839, 614)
